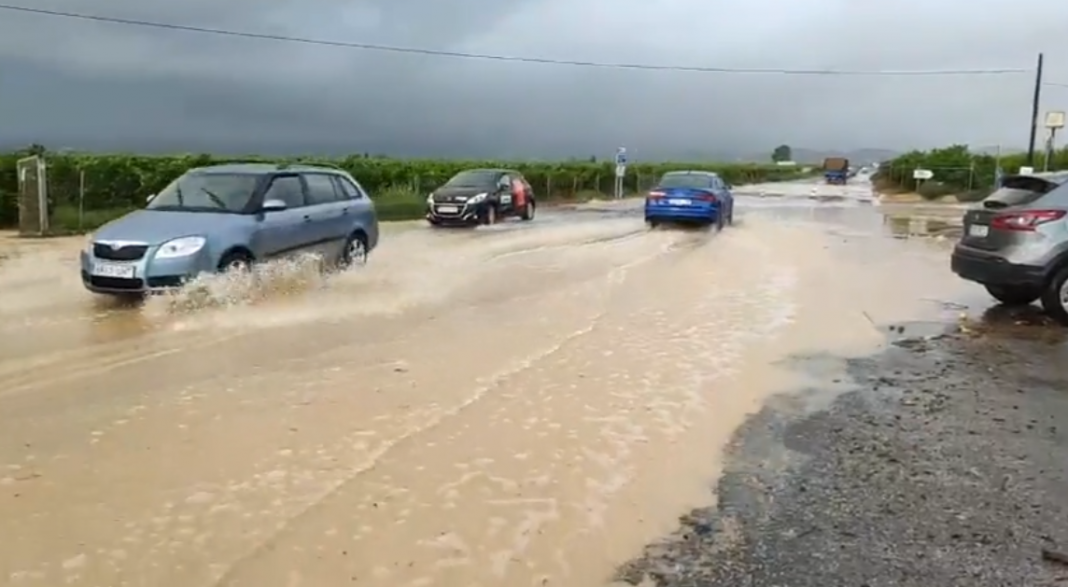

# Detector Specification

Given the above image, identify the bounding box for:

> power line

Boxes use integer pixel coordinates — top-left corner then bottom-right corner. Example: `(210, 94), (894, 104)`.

(0, 3), (1034, 77)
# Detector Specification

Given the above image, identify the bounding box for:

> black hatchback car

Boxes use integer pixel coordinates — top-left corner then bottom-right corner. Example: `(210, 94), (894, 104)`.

(426, 168), (536, 226)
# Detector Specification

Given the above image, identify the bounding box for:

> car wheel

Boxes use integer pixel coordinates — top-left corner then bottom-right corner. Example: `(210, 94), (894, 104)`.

(218, 251), (253, 273)
(339, 232), (368, 268)
(985, 284), (1040, 306)
(482, 205), (497, 225)
(715, 213), (724, 231)
(520, 201), (535, 221)
(1041, 267), (1068, 325)
(646, 219), (659, 229)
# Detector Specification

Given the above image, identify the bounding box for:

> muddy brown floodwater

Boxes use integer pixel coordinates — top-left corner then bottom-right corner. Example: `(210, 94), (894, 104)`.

(0, 183), (981, 587)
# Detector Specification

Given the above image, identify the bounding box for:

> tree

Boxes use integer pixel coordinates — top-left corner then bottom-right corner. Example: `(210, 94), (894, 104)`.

(771, 144), (792, 162)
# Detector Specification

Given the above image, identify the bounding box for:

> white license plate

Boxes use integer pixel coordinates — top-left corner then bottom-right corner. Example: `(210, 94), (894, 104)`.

(92, 262), (135, 278)
(969, 224), (989, 237)
(437, 205), (458, 213)
(667, 198), (691, 205)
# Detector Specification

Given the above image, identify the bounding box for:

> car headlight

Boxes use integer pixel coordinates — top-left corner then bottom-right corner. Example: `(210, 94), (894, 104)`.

(84, 234), (95, 253)
(426, 193), (435, 204)
(155, 236), (206, 259)
(468, 192), (488, 204)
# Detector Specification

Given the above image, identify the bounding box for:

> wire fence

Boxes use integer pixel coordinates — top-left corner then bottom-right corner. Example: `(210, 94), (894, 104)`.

(877, 165), (986, 193)
(32, 165), (665, 232)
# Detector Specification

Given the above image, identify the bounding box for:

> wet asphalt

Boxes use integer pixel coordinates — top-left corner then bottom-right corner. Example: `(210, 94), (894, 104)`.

(616, 311), (1068, 587)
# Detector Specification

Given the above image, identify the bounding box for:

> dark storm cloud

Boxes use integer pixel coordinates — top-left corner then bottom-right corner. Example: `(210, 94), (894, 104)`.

(1, 0), (1067, 158)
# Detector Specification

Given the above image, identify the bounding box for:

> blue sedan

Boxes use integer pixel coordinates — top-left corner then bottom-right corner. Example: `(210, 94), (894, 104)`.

(644, 170), (734, 229)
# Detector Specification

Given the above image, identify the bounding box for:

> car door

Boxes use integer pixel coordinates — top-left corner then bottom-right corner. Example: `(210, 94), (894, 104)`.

(713, 177), (732, 215)
(510, 174), (529, 211)
(332, 174), (379, 251)
(497, 174), (516, 214)
(301, 172), (350, 259)
(253, 174), (309, 259)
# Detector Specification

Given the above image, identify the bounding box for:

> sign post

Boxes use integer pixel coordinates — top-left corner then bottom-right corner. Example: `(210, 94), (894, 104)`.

(912, 168), (933, 191)
(613, 147), (627, 199)
(1043, 111), (1065, 172)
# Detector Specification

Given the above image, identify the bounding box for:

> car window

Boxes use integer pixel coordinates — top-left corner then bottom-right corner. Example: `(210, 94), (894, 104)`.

(985, 176), (1061, 209)
(146, 172), (260, 213)
(444, 170), (499, 189)
(499, 174), (512, 189)
(658, 173), (715, 189)
(333, 175), (364, 199)
(263, 175), (305, 208)
(304, 173), (341, 205)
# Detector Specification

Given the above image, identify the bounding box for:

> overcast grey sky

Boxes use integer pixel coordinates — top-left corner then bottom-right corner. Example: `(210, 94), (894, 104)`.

(0, 0), (1066, 158)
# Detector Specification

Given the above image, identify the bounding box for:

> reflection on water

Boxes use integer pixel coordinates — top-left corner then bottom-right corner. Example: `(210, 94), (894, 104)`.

(883, 215), (960, 239)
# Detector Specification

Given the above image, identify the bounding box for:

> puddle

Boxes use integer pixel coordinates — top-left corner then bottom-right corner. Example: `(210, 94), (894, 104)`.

(884, 215), (960, 239)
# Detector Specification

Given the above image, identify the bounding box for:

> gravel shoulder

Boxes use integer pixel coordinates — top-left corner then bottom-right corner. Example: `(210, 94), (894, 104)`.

(617, 319), (1068, 586)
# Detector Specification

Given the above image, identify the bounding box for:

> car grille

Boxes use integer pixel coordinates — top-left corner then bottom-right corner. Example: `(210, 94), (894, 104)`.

(434, 204), (465, 216)
(85, 274), (144, 290)
(93, 243), (149, 261)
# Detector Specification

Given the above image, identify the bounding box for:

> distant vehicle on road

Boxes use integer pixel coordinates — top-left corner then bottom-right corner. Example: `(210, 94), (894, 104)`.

(81, 163), (379, 297)
(644, 171), (734, 229)
(425, 168), (535, 226)
(823, 157), (849, 184)
(951, 171), (1068, 324)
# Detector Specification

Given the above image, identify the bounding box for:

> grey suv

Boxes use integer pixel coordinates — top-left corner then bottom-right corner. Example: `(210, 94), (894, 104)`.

(951, 171), (1068, 323)
(80, 163), (379, 296)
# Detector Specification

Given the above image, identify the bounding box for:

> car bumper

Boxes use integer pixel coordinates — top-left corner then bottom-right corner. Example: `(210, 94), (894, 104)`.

(645, 203), (719, 223)
(79, 247), (215, 294)
(426, 201), (486, 225)
(950, 245), (1046, 287)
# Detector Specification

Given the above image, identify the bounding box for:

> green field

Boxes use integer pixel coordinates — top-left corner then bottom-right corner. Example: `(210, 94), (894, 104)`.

(875, 145), (1068, 202)
(0, 150), (810, 232)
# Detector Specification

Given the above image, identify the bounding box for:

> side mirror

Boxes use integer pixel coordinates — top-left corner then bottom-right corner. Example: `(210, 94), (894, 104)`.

(261, 199), (287, 212)
(145, 193), (156, 202)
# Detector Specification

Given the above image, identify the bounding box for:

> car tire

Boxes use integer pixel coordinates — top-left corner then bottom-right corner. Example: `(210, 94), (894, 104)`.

(985, 284), (1040, 306)
(1041, 267), (1068, 325)
(520, 201), (535, 221)
(646, 219), (659, 229)
(482, 205), (497, 225)
(218, 251), (253, 273)
(715, 213), (724, 231)
(338, 232), (368, 268)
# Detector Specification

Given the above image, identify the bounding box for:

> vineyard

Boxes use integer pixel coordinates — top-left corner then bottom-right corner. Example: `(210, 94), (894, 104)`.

(875, 144), (1068, 201)
(0, 150), (808, 230)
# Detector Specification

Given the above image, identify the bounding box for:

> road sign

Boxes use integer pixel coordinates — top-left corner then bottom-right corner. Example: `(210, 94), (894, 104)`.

(614, 147), (627, 166)
(912, 169), (933, 180)
(1046, 111), (1066, 129)
(615, 164), (626, 178)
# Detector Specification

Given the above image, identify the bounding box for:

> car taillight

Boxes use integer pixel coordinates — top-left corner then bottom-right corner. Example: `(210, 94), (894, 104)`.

(990, 209), (1067, 231)
(648, 190), (665, 197)
(695, 192), (718, 202)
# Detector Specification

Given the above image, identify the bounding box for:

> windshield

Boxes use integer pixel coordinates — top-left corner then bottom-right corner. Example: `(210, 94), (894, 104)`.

(444, 170), (499, 188)
(147, 173), (260, 213)
(657, 173), (714, 189)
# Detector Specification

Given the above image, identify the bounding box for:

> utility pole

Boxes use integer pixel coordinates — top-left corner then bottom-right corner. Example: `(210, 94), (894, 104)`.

(1027, 52), (1044, 166)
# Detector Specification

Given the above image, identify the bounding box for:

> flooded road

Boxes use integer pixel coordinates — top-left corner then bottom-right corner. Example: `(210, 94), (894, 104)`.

(0, 181), (981, 587)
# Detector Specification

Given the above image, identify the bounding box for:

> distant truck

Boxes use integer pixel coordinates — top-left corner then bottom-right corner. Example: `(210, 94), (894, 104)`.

(823, 157), (849, 184)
